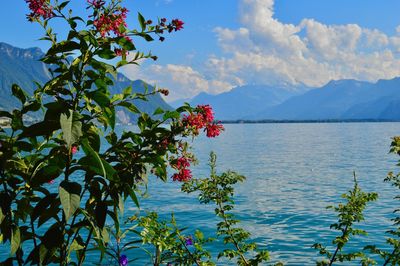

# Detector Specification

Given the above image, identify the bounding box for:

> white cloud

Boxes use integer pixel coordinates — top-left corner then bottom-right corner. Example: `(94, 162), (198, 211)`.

(208, 0), (400, 88)
(124, 0), (400, 101)
(122, 63), (232, 101)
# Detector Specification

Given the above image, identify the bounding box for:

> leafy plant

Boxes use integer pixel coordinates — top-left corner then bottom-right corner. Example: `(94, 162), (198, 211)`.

(313, 173), (378, 266)
(0, 0), (223, 264)
(182, 152), (270, 266)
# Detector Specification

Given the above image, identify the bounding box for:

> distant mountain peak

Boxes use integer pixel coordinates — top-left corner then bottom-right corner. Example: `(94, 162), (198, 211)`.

(0, 42), (172, 122)
(0, 42), (43, 60)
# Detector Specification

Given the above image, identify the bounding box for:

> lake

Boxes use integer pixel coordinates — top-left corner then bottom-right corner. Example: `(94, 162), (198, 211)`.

(3, 122), (400, 265)
(132, 122), (400, 265)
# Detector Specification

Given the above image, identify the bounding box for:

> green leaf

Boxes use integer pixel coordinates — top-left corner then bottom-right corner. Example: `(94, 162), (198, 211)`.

(117, 36), (135, 51)
(118, 194), (124, 215)
(123, 86), (132, 97)
(60, 110), (82, 148)
(128, 187), (140, 208)
(81, 138), (106, 178)
(118, 101), (140, 114)
(91, 90), (110, 107)
(0, 208), (4, 224)
(39, 245), (48, 265)
(59, 1), (70, 10)
(138, 12), (146, 31)
(97, 49), (116, 60)
(153, 107), (164, 116)
(11, 227), (20, 256)
(95, 202), (107, 229)
(12, 84), (27, 104)
(59, 181), (81, 221)
(103, 106), (116, 129)
(47, 41), (81, 55)
(68, 239), (84, 257)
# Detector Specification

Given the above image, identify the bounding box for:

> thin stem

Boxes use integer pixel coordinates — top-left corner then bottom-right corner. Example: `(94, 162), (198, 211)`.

(217, 199), (249, 266)
(383, 247), (399, 266)
(30, 219), (38, 250)
(78, 228), (93, 266)
(177, 235), (201, 266)
(328, 225), (349, 266)
(154, 245), (161, 266)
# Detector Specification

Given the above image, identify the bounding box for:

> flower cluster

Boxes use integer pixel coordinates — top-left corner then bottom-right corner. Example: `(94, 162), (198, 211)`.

(87, 0), (105, 9)
(171, 19), (184, 31)
(93, 7), (128, 37)
(172, 156), (192, 182)
(25, 0), (54, 21)
(114, 48), (128, 57)
(182, 105), (224, 138)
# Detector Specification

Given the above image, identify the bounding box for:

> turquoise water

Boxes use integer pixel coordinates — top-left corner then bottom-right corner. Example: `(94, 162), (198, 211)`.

(3, 122), (400, 265)
(133, 122), (400, 265)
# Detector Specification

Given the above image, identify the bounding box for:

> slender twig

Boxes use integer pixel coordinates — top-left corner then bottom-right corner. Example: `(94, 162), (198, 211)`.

(383, 247), (399, 266)
(78, 228), (93, 266)
(328, 225), (349, 266)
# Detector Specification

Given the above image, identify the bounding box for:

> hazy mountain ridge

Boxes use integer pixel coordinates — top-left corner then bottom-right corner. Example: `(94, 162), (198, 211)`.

(0, 42), (171, 122)
(182, 78), (400, 121)
(189, 84), (309, 120)
(254, 78), (400, 120)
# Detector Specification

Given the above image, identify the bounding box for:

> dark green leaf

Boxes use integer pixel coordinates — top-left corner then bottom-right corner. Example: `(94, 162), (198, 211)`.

(59, 181), (81, 221)
(60, 110), (82, 148)
(138, 12), (146, 31)
(12, 84), (27, 104)
(11, 227), (20, 255)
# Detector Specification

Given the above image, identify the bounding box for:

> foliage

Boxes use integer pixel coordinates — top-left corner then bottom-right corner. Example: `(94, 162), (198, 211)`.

(363, 136), (400, 265)
(182, 152), (270, 266)
(313, 173), (378, 266)
(2, 1), (400, 266)
(0, 0), (225, 265)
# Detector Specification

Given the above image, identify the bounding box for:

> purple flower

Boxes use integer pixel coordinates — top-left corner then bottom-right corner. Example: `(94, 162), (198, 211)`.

(184, 236), (193, 246)
(119, 254), (128, 266)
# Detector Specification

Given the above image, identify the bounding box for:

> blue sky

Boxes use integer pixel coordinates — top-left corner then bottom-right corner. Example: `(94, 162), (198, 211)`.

(3, 1), (400, 101)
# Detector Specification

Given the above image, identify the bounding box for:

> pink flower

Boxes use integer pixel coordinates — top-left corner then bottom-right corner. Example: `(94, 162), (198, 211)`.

(25, 0), (53, 21)
(197, 105), (214, 123)
(172, 168), (192, 182)
(175, 157), (190, 169)
(93, 7), (128, 37)
(87, 0), (105, 9)
(182, 113), (206, 132)
(171, 19), (184, 31)
(71, 145), (78, 155)
(114, 48), (128, 57)
(205, 122), (224, 138)
(48, 179), (55, 184)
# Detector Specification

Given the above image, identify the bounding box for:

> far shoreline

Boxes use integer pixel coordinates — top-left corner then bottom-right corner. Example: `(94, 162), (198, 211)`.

(219, 119), (400, 124)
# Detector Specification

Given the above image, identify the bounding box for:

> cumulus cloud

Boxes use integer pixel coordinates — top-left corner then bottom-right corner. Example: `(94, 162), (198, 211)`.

(209, 0), (400, 88)
(124, 0), (400, 101)
(122, 63), (231, 101)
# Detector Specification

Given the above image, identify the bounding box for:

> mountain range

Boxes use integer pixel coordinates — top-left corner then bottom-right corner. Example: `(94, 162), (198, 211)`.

(2, 42), (400, 122)
(0, 42), (171, 123)
(184, 78), (400, 121)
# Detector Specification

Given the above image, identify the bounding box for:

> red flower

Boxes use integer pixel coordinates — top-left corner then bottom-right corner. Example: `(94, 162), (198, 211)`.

(87, 0), (105, 9)
(114, 48), (128, 57)
(182, 113), (206, 132)
(205, 122), (224, 138)
(25, 0), (53, 21)
(93, 7), (128, 37)
(171, 19), (184, 31)
(175, 157), (190, 169)
(172, 168), (192, 182)
(197, 105), (214, 123)
(71, 145), (78, 155)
